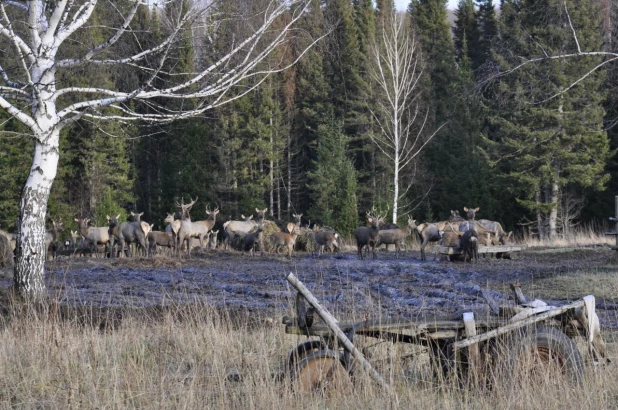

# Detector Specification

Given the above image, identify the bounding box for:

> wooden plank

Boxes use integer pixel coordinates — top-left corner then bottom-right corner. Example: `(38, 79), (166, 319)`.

(285, 319), (467, 336)
(437, 245), (527, 255)
(463, 312), (479, 383)
(451, 299), (585, 351)
(286, 273), (390, 392)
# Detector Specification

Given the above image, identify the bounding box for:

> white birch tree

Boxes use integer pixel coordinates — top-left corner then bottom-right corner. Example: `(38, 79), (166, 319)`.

(370, 10), (442, 224)
(0, 0), (317, 301)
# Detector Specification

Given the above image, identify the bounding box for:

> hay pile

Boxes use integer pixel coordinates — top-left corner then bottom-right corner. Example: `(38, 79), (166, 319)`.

(0, 230), (14, 268)
(295, 228), (316, 253)
(258, 220), (280, 253)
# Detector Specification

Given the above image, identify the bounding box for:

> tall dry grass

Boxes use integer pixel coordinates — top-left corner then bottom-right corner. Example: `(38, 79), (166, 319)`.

(0, 298), (616, 409)
(519, 221), (615, 248)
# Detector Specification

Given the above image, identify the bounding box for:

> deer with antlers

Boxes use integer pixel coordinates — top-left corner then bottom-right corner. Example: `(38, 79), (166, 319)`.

(176, 198), (219, 255)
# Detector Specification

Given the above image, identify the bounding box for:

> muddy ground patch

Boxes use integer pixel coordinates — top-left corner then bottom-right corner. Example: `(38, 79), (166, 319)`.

(0, 245), (616, 327)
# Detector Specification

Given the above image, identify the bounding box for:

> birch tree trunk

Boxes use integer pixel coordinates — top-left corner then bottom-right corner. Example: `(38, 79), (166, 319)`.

(549, 181), (559, 241)
(535, 189), (544, 240)
(14, 56), (60, 300)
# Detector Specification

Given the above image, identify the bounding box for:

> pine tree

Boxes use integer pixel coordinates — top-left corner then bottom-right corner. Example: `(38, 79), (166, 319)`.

(453, 0), (479, 66)
(307, 116), (359, 234)
(409, 0), (464, 218)
(290, 0), (331, 218)
(353, 0), (383, 213)
(484, 0), (611, 240)
(473, 0), (497, 72)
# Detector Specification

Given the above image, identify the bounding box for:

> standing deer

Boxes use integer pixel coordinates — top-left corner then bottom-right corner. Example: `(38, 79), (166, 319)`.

(148, 224), (176, 257)
(185, 205), (219, 250)
(375, 217), (416, 259)
(107, 214), (150, 257)
(313, 225), (339, 257)
(176, 198), (219, 255)
(164, 213), (181, 248)
(74, 218), (111, 257)
(242, 226), (264, 256)
(416, 223), (443, 261)
(269, 222), (300, 258)
(459, 207), (498, 245)
(45, 218), (64, 260)
(223, 214), (259, 250)
(354, 212), (383, 260)
(460, 229), (479, 263)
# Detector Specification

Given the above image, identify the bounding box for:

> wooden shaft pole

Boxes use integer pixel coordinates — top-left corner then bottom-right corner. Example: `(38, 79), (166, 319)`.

(286, 272), (391, 393)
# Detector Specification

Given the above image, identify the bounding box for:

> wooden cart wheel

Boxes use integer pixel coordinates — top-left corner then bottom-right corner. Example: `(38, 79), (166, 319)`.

(505, 325), (584, 384)
(287, 340), (326, 375)
(292, 349), (352, 395)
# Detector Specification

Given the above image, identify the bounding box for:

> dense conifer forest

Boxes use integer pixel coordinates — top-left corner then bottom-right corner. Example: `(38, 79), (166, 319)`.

(1, 0), (615, 241)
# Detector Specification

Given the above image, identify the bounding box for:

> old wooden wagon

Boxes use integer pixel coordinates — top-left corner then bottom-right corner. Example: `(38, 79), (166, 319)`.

(283, 273), (607, 393)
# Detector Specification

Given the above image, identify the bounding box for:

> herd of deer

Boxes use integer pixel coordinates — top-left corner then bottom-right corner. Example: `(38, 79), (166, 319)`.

(6, 198), (511, 263)
(353, 207), (512, 263)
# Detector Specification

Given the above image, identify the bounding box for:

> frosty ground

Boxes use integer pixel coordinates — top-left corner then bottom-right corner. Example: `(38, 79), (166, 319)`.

(1, 245), (616, 328)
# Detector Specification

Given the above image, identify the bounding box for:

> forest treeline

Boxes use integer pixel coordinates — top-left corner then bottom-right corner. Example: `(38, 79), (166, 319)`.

(0, 0), (616, 240)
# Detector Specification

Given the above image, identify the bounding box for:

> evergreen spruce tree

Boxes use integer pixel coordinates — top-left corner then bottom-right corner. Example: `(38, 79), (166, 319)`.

(409, 0), (465, 218)
(353, 0), (382, 213)
(290, 0), (331, 217)
(485, 0), (611, 240)
(307, 116), (359, 234)
(473, 0), (497, 73)
(453, 0), (479, 66)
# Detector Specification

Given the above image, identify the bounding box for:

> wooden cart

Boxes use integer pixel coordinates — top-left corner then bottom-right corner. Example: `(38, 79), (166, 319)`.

(283, 274), (606, 393)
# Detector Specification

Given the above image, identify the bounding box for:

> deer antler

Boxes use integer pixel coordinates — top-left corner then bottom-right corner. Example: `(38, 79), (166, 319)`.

(187, 196), (198, 207)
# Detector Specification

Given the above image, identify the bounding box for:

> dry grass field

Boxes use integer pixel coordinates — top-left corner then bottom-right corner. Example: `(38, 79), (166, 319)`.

(0, 229), (617, 409)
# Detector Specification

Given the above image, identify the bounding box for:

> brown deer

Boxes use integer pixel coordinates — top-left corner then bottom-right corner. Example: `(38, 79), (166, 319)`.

(269, 222), (300, 258)
(107, 214), (150, 257)
(375, 216), (416, 259)
(313, 225), (339, 257)
(354, 212), (384, 260)
(458, 207), (498, 245)
(148, 224), (176, 256)
(74, 218), (111, 257)
(416, 223), (443, 261)
(45, 218), (64, 260)
(242, 226), (264, 256)
(460, 229), (479, 263)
